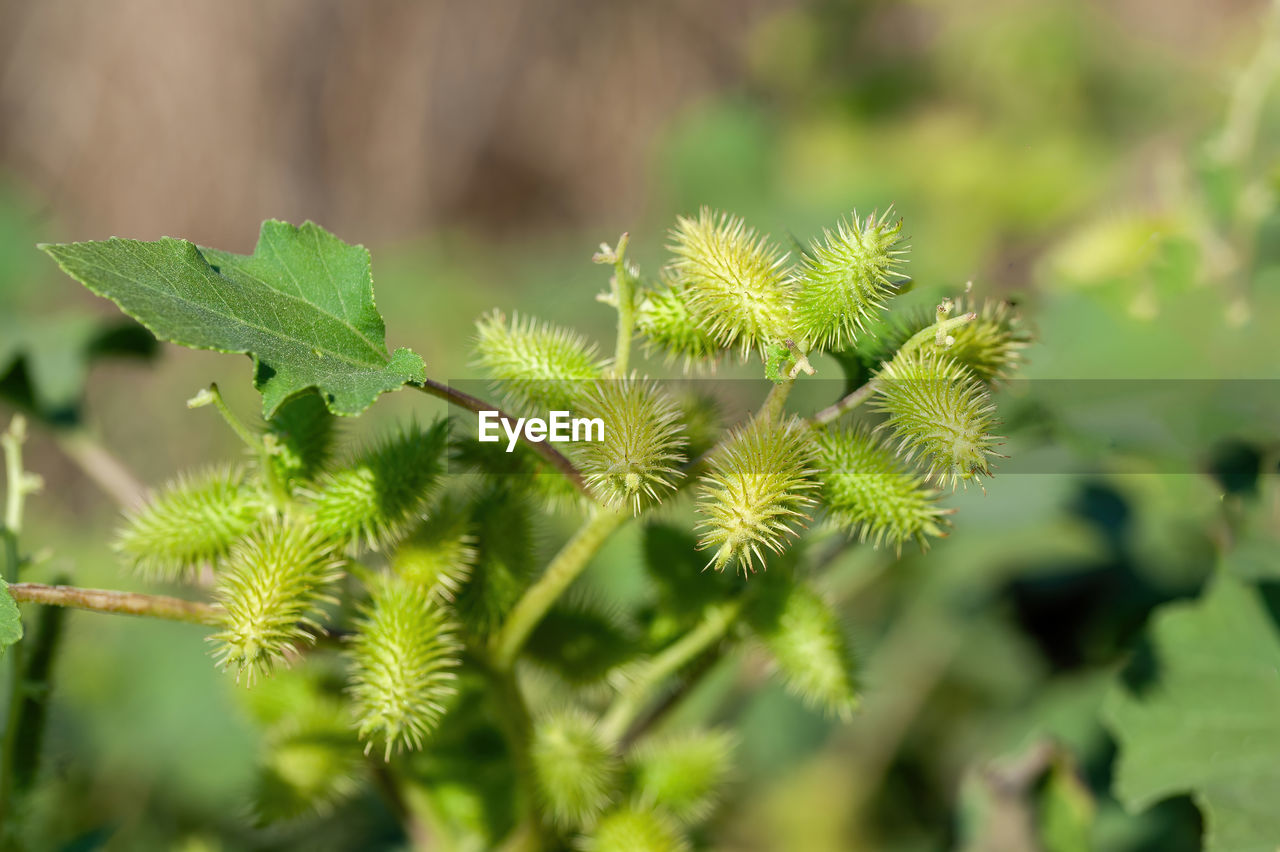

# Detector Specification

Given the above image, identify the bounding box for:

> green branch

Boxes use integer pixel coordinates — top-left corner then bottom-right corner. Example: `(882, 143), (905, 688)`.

(596, 233), (638, 377)
(810, 306), (976, 427)
(599, 599), (743, 743)
(2, 416), (41, 824)
(491, 507), (627, 669)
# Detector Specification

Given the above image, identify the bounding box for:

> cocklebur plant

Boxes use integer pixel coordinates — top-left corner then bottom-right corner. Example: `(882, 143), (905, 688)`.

(0, 209), (1027, 850)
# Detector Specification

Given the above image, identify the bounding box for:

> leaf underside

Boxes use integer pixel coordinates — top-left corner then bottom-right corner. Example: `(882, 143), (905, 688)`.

(1103, 574), (1280, 852)
(41, 220), (425, 417)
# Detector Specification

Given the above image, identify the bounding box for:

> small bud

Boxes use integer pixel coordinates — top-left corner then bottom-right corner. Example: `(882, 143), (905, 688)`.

(187, 388), (216, 409)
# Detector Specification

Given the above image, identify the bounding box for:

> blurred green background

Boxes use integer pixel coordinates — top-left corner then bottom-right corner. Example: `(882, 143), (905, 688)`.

(2, 0), (1279, 849)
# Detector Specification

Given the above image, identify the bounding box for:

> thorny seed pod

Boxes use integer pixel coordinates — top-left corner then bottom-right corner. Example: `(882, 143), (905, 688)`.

(667, 208), (793, 355)
(252, 696), (364, 823)
(581, 803), (690, 852)
(115, 466), (266, 581)
(264, 389), (337, 485)
(695, 416), (818, 574)
(451, 486), (536, 637)
(873, 348), (1002, 488)
(574, 377), (687, 514)
(814, 424), (949, 552)
(210, 519), (344, 683)
(755, 582), (859, 720)
(630, 729), (736, 824)
(941, 298), (1029, 385)
(531, 708), (620, 829)
(346, 576), (461, 760)
(635, 279), (726, 371)
(310, 419), (449, 552)
(474, 310), (605, 411)
(392, 497), (477, 602)
(792, 210), (907, 353)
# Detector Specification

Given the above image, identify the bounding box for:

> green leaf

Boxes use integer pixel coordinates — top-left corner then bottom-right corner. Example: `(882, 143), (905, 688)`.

(1103, 574), (1280, 852)
(40, 220), (425, 417)
(0, 577), (22, 651)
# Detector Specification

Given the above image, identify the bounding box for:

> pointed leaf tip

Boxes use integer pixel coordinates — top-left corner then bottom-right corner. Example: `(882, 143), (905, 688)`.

(42, 221), (425, 417)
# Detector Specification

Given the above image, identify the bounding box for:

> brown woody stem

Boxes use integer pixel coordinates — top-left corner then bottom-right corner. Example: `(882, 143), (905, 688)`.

(6, 583), (219, 625)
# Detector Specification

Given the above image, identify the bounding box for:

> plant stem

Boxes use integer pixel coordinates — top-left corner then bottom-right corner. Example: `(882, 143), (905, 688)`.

(758, 376), (795, 423)
(1, 416), (35, 825)
(53, 427), (148, 509)
(1208, 0), (1280, 169)
(3, 418), (31, 544)
(486, 665), (546, 852)
(491, 507), (627, 669)
(369, 760), (436, 851)
(608, 233), (636, 376)
(199, 383), (261, 451)
(810, 378), (877, 427)
(195, 384), (291, 508)
(599, 599), (743, 743)
(809, 309), (976, 428)
(412, 380), (588, 495)
(5, 583), (219, 625)
(7, 593), (66, 797)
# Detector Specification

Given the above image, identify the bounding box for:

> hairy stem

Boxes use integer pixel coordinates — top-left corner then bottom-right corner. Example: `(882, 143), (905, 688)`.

(810, 378), (877, 427)
(608, 233), (637, 376)
(8, 594), (66, 798)
(758, 376), (796, 423)
(194, 384), (291, 508)
(810, 309), (976, 427)
(6, 583), (219, 625)
(0, 531), (21, 822)
(198, 383), (261, 452)
(412, 379), (588, 495)
(491, 507), (627, 669)
(1, 416), (36, 823)
(599, 599), (743, 743)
